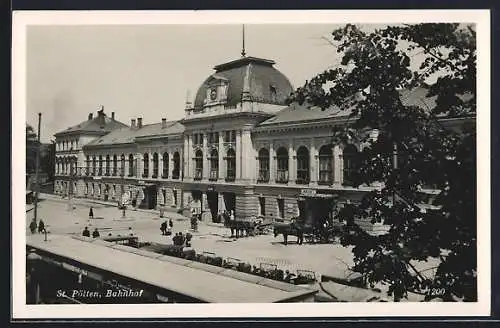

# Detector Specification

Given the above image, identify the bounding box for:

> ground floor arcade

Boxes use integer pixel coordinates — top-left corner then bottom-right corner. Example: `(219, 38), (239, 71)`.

(54, 178), (374, 229)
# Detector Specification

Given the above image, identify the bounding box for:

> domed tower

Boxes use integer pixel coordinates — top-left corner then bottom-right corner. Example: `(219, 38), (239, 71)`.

(186, 56), (294, 118)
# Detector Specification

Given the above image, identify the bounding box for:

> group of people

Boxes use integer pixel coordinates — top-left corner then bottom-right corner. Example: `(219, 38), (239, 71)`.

(82, 226), (100, 238)
(172, 232), (192, 247)
(160, 219), (174, 235)
(29, 218), (45, 234)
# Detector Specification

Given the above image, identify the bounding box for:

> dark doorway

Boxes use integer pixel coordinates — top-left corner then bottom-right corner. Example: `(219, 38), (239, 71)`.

(207, 191), (219, 222)
(141, 185), (158, 209)
(305, 198), (333, 227)
(297, 200), (306, 219)
(223, 193), (236, 212)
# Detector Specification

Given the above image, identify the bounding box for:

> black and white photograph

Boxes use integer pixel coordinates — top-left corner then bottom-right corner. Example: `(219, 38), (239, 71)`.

(12, 10), (490, 318)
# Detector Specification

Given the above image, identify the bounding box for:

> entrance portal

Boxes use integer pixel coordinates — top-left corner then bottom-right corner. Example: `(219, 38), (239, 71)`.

(223, 193), (236, 213)
(206, 191), (219, 222)
(303, 198), (334, 226)
(141, 185), (158, 209)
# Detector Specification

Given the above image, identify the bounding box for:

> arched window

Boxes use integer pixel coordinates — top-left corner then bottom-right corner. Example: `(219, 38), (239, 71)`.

(276, 147), (289, 183)
(296, 146), (310, 185)
(152, 153), (159, 178)
(194, 150), (203, 180)
(172, 152), (180, 179)
(226, 148), (236, 182)
(319, 145), (333, 185)
(258, 148), (270, 183)
(162, 153), (169, 178)
(120, 154), (125, 177)
(209, 149), (219, 181)
(113, 155), (118, 176)
(143, 153), (149, 178)
(98, 155), (103, 176)
(343, 145), (358, 186)
(92, 156), (97, 176)
(128, 154), (134, 177)
(105, 155), (111, 176)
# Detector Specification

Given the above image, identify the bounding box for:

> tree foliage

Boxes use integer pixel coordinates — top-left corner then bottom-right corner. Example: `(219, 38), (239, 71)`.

(289, 23), (476, 301)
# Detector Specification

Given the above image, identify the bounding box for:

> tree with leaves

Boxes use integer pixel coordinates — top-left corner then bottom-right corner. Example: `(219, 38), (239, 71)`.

(289, 23), (476, 301)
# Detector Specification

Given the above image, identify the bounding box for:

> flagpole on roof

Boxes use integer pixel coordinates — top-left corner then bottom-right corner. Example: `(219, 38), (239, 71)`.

(241, 24), (246, 57)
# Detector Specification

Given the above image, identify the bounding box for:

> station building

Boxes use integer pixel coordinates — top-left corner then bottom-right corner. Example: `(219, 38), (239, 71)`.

(53, 54), (475, 230)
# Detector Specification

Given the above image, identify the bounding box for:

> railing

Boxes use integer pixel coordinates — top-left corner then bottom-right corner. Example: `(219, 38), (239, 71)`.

(318, 171), (332, 185)
(225, 169), (235, 182)
(172, 170), (180, 180)
(209, 170), (218, 181)
(257, 170), (269, 183)
(112, 168), (117, 176)
(162, 171), (169, 179)
(152, 169), (159, 179)
(98, 168), (103, 176)
(276, 170), (289, 184)
(194, 169), (203, 180)
(296, 171), (310, 185)
(142, 172), (149, 178)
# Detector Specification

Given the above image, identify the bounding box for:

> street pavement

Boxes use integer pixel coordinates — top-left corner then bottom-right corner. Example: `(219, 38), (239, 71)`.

(26, 194), (358, 281)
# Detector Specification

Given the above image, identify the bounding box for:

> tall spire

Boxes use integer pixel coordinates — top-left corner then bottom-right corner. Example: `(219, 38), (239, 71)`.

(241, 24), (246, 57)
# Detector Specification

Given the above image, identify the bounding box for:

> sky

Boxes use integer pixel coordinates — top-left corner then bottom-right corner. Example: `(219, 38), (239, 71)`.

(26, 24), (350, 142)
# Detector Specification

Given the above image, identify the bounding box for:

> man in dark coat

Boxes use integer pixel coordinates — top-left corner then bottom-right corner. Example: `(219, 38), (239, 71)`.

(168, 219), (173, 229)
(37, 220), (45, 233)
(89, 207), (94, 220)
(92, 228), (100, 238)
(82, 226), (90, 237)
(29, 219), (37, 234)
(160, 221), (167, 235)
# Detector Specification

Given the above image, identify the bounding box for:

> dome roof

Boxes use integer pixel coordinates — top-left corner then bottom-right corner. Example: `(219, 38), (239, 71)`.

(193, 56), (294, 110)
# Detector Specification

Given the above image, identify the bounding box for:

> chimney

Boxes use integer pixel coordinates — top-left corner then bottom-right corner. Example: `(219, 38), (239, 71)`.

(161, 118), (167, 129)
(88, 113), (93, 120)
(131, 119), (136, 128)
(111, 112), (115, 120)
(137, 117), (143, 128)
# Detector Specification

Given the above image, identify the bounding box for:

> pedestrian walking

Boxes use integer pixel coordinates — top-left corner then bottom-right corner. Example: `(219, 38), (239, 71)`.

(92, 228), (100, 238)
(37, 219), (45, 234)
(168, 218), (173, 229)
(29, 219), (37, 234)
(82, 226), (90, 237)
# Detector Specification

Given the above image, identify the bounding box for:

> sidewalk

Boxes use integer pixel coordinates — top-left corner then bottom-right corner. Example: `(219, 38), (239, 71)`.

(39, 193), (184, 217)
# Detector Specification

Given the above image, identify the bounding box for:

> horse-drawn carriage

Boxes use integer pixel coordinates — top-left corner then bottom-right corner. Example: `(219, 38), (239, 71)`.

(273, 217), (345, 245)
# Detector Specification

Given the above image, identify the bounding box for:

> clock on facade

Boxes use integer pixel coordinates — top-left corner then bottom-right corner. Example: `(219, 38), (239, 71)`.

(210, 88), (217, 101)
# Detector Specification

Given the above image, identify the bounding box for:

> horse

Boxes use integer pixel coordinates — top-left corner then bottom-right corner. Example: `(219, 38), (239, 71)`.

(273, 218), (312, 245)
(225, 220), (255, 238)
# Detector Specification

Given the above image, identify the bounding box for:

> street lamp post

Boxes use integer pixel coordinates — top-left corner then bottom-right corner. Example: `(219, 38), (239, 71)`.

(33, 113), (42, 223)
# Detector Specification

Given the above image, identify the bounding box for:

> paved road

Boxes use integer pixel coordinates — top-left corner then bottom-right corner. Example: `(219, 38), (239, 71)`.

(27, 195), (358, 280)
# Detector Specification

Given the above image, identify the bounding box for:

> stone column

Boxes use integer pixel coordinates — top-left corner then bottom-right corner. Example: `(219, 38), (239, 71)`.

(241, 125), (253, 183)
(202, 192), (209, 214)
(236, 130), (242, 180)
(333, 145), (342, 185)
(235, 186), (258, 221)
(202, 134), (209, 180)
(338, 147), (345, 185)
(218, 192), (226, 213)
(310, 139), (318, 186)
(218, 133), (225, 180)
(158, 153), (163, 179)
(288, 142), (295, 185)
(184, 135), (192, 181)
(269, 142), (275, 183)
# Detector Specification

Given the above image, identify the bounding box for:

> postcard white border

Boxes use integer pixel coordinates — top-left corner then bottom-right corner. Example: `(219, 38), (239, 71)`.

(12, 9), (491, 318)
